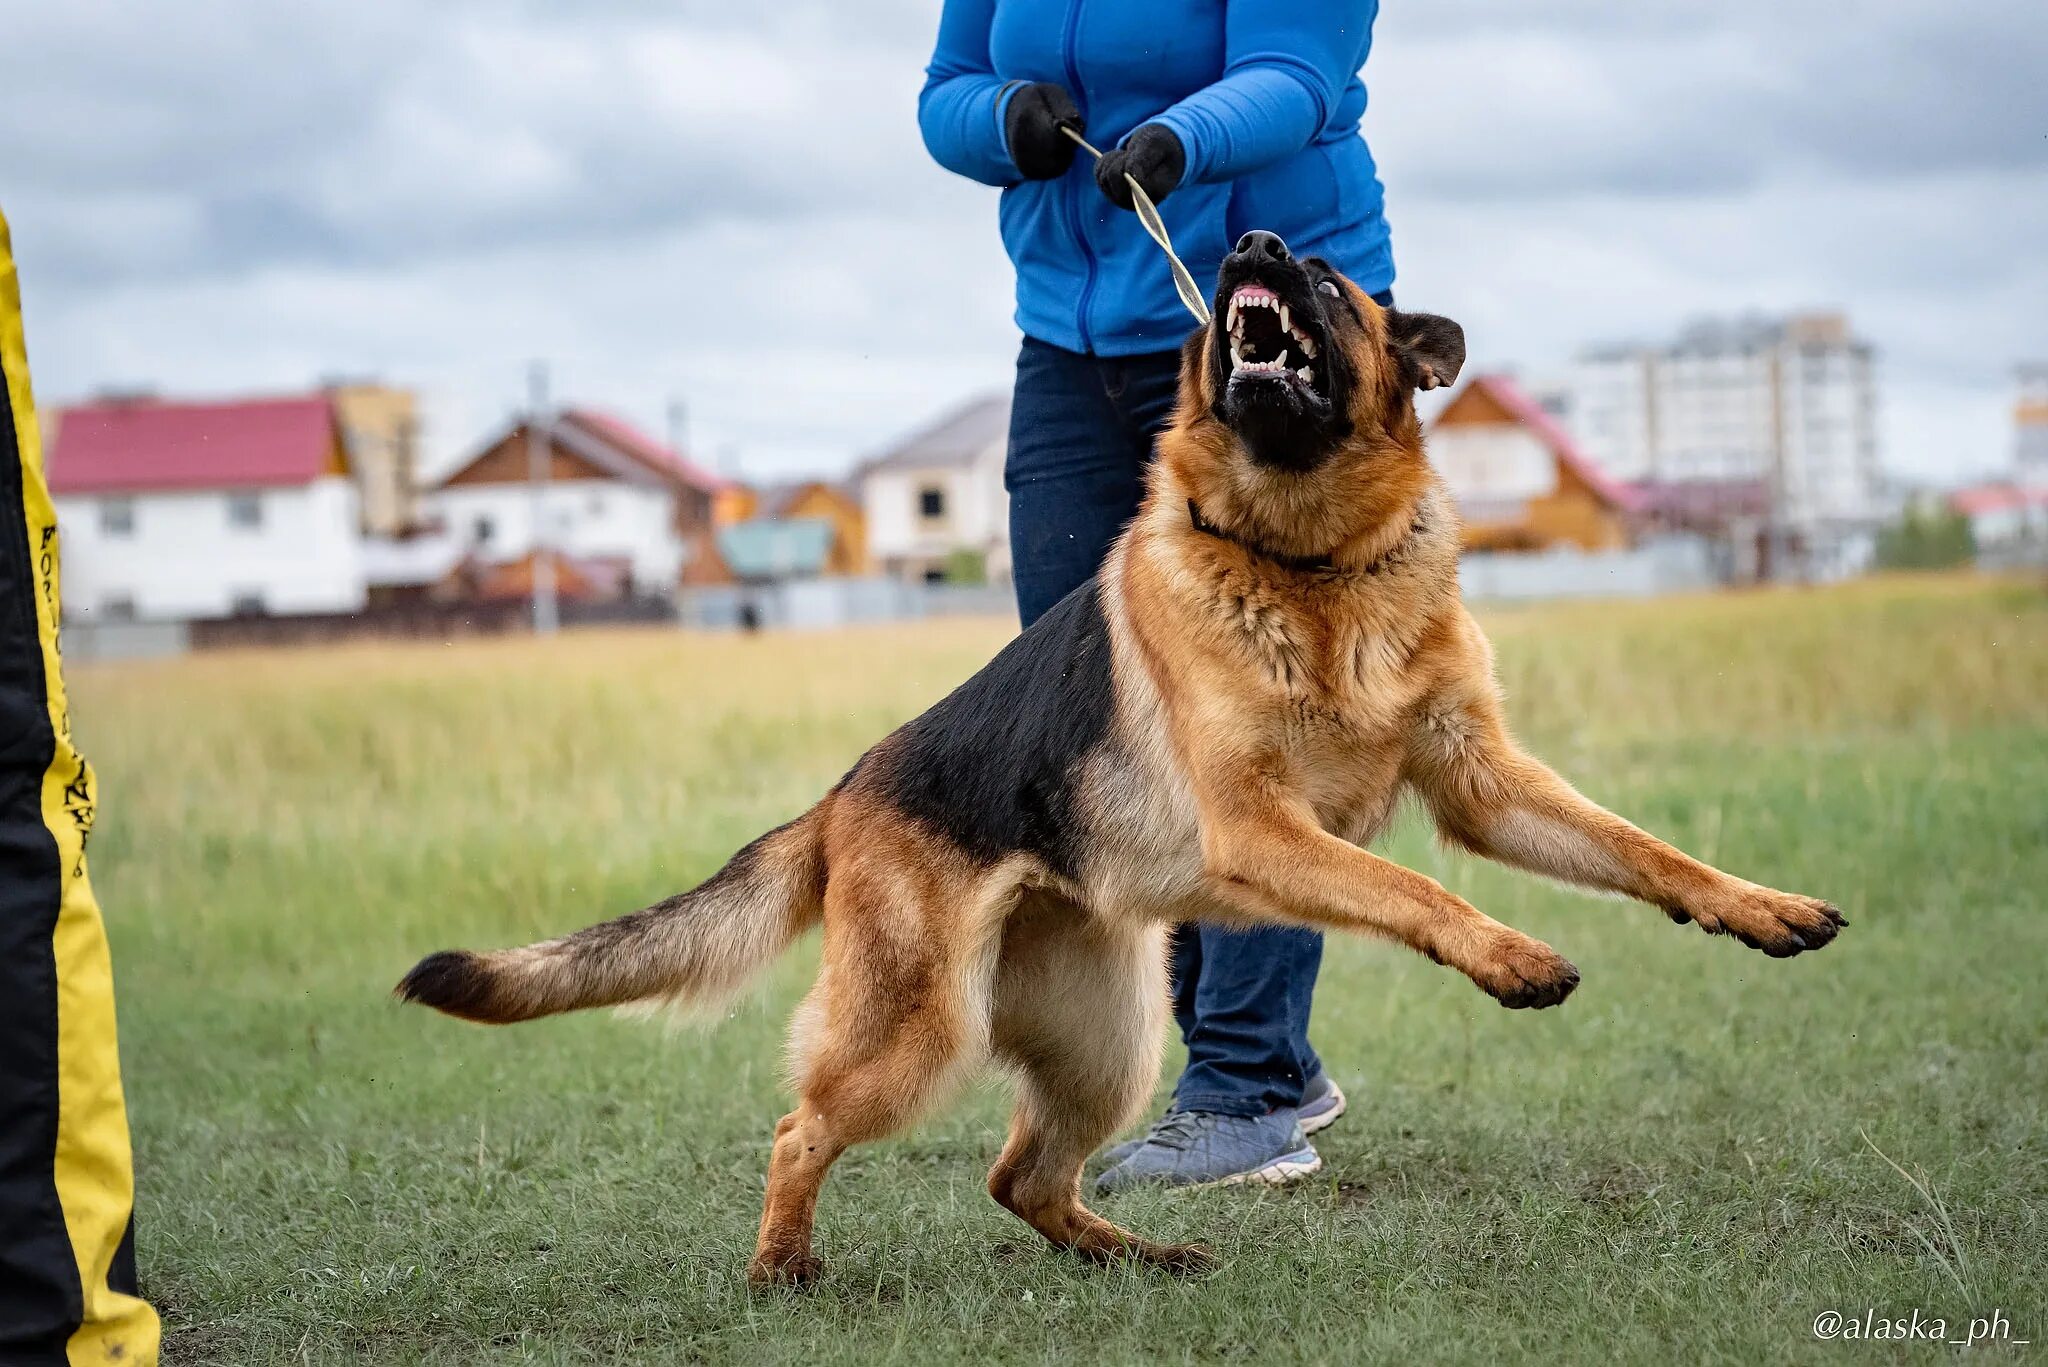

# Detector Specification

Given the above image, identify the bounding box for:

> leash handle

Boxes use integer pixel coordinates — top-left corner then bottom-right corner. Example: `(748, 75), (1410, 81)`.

(1059, 124), (1212, 327)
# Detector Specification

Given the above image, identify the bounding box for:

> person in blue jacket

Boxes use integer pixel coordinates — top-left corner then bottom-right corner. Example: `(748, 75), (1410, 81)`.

(920, 0), (1396, 1190)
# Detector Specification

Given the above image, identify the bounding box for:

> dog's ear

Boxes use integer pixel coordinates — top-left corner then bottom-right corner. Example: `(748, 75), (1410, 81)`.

(1385, 310), (1465, 392)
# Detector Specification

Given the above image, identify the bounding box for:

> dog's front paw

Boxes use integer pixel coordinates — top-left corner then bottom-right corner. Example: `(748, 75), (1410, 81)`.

(1471, 931), (1579, 1009)
(1675, 882), (1846, 958)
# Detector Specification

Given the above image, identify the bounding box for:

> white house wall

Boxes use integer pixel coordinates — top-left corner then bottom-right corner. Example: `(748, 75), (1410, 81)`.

(862, 444), (1010, 573)
(56, 476), (366, 621)
(431, 479), (682, 589)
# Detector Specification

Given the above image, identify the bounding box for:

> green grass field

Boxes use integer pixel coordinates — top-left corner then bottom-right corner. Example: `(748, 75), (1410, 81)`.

(72, 573), (2048, 1364)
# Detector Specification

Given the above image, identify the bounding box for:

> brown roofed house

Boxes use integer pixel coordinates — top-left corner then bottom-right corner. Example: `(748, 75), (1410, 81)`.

(1428, 375), (1642, 553)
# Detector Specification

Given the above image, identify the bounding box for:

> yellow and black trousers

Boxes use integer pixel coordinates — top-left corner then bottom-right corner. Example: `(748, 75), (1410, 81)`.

(0, 209), (159, 1363)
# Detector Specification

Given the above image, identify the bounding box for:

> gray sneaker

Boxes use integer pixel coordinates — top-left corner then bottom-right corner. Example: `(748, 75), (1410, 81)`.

(1094, 1109), (1321, 1194)
(1297, 1071), (1347, 1136)
(1096, 1109), (1175, 1172)
(1098, 1071), (1346, 1167)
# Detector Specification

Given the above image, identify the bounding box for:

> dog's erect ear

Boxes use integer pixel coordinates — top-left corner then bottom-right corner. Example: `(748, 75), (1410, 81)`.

(1385, 310), (1465, 392)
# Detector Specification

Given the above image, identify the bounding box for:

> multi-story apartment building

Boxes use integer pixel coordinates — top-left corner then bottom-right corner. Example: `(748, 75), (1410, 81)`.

(1567, 313), (1880, 573)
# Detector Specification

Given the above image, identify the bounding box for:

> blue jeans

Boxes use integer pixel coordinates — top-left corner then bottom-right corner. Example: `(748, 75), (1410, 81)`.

(1006, 334), (1325, 1118)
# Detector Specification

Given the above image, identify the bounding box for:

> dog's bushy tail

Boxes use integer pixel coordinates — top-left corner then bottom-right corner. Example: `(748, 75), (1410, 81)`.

(395, 811), (825, 1025)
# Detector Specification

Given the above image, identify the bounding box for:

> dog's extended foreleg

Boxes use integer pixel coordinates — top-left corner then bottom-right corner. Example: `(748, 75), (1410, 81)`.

(1405, 688), (1842, 957)
(1193, 774), (1579, 1009)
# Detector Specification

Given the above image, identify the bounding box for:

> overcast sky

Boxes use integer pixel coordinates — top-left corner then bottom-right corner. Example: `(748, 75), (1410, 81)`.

(2, 0), (2042, 485)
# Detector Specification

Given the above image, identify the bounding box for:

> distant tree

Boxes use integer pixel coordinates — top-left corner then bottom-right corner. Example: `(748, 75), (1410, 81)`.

(1875, 500), (1975, 570)
(944, 548), (988, 585)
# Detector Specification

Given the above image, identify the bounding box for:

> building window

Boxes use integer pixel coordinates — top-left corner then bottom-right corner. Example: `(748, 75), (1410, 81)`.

(229, 590), (267, 617)
(100, 499), (135, 537)
(922, 566), (947, 585)
(472, 515), (494, 546)
(99, 593), (136, 622)
(918, 485), (946, 520)
(226, 491), (263, 530)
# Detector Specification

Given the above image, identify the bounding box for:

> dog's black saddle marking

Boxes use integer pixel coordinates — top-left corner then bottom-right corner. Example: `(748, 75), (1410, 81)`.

(856, 577), (1115, 881)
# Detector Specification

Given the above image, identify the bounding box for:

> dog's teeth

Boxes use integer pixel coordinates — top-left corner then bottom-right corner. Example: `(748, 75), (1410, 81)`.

(1300, 336), (1316, 357)
(1275, 349), (1288, 369)
(1279, 304), (1290, 333)
(1298, 366), (1313, 381)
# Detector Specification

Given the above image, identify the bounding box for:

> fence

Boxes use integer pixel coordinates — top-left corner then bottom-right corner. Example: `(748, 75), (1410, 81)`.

(62, 620), (191, 663)
(1458, 536), (1719, 602)
(66, 596), (680, 660)
(678, 578), (1013, 631)
(66, 546), (1738, 659)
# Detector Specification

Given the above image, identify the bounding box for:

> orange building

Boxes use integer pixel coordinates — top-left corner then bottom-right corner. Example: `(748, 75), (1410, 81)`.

(1428, 375), (1642, 552)
(708, 479), (867, 575)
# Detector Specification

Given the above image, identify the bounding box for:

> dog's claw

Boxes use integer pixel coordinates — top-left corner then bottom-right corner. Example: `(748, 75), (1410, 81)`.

(1478, 937), (1579, 1009)
(1685, 889), (1844, 958)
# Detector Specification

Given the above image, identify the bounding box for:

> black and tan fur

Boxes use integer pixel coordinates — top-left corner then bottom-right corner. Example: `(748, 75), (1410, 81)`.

(398, 233), (1843, 1286)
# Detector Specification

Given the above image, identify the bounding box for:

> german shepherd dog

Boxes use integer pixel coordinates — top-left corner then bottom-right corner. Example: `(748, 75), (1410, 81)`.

(399, 231), (1843, 1285)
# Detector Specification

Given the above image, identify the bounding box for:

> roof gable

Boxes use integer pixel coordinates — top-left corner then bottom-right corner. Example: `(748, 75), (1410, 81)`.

(765, 480), (859, 520)
(437, 425), (621, 487)
(864, 395), (1010, 474)
(1431, 375), (1644, 514)
(559, 410), (726, 493)
(438, 410), (726, 494)
(48, 395), (342, 495)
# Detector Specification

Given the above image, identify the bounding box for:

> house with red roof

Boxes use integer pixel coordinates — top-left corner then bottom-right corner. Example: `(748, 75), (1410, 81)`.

(1949, 481), (2048, 561)
(430, 409), (725, 597)
(1427, 374), (1643, 553)
(48, 393), (368, 622)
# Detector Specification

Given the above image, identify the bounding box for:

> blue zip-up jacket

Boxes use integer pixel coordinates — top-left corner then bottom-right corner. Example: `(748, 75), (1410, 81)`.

(920, 0), (1392, 358)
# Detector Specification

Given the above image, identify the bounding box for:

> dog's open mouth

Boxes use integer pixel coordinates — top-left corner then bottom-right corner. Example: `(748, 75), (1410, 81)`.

(1226, 283), (1318, 389)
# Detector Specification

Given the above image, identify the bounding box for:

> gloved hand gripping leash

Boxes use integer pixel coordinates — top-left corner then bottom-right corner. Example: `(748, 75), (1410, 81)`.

(1058, 123), (1212, 326)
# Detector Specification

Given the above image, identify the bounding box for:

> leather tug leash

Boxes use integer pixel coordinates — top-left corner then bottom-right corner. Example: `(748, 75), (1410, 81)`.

(1058, 123), (1211, 326)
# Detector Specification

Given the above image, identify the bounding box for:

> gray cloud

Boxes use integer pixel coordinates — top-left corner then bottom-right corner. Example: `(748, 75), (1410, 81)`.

(1375, 1), (2048, 202)
(1, 0), (2041, 482)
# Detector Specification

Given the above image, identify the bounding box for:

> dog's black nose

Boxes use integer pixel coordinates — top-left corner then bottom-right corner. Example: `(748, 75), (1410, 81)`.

(1234, 230), (1290, 262)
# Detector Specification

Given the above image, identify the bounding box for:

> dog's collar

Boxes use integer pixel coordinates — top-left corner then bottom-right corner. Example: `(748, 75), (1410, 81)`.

(1187, 498), (1424, 577)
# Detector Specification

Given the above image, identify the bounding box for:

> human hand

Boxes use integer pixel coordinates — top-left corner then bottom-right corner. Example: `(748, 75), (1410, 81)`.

(1095, 123), (1185, 210)
(1004, 82), (1084, 180)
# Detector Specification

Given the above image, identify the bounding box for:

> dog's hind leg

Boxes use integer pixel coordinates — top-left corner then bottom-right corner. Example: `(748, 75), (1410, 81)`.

(751, 982), (970, 1286)
(749, 828), (998, 1288)
(752, 991), (970, 1285)
(986, 901), (1210, 1274)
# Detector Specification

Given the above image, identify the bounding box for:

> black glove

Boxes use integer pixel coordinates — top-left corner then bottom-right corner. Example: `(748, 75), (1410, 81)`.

(1095, 123), (1185, 210)
(1003, 82), (1083, 180)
